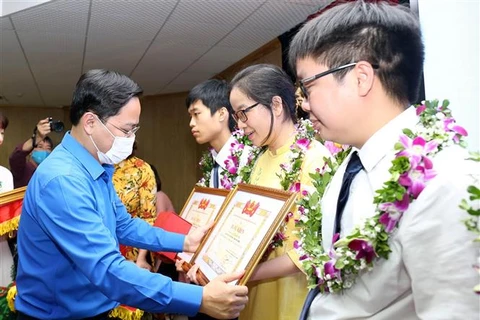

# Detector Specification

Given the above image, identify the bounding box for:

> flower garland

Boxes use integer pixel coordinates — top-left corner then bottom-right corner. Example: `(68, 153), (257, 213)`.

(295, 99), (468, 293)
(263, 119), (317, 256)
(197, 129), (260, 190)
(459, 151), (480, 294)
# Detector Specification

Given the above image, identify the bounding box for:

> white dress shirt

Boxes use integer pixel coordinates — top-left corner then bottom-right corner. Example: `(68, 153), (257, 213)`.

(309, 107), (479, 319)
(208, 135), (252, 189)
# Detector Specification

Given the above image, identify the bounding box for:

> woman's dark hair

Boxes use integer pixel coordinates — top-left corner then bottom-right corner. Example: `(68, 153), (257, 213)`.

(43, 136), (53, 149)
(229, 64), (296, 145)
(149, 164), (161, 191)
(70, 69), (143, 125)
(0, 111), (9, 130)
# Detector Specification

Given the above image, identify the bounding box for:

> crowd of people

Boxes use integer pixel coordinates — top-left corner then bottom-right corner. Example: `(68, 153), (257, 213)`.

(0, 1), (478, 320)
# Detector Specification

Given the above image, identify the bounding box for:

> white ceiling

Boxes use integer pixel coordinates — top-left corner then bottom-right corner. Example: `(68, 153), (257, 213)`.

(0, 0), (331, 107)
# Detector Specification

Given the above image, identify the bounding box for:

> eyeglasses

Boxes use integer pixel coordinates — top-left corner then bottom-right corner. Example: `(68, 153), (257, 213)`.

(299, 62), (378, 99)
(232, 102), (260, 123)
(107, 121), (140, 137)
(299, 63), (357, 99)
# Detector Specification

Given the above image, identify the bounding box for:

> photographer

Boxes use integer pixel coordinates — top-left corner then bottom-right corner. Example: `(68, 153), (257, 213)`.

(9, 117), (63, 188)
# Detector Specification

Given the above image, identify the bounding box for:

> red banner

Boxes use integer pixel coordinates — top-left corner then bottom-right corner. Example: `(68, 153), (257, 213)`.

(0, 199), (23, 236)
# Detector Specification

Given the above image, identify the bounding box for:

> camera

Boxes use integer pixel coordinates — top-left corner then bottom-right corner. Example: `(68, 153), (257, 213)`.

(49, 117), (64, 133)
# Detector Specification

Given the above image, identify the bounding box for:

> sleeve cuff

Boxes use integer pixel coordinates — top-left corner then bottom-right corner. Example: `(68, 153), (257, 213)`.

(168, 281), (203, 316)
(161, 231), (186, 253)
(286, 248), (305, 274)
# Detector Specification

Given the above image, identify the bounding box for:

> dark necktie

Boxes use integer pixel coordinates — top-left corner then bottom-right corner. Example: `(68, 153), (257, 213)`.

(333, 151), (363, 235)
(213, 162), (220, 188)
(299, 151), (363, 320)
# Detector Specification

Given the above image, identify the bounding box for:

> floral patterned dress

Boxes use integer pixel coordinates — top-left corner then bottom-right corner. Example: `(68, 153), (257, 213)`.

(113, 156), (157, 264)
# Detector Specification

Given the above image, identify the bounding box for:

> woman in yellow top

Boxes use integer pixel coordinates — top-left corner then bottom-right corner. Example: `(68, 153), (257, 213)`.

(229, 64), (331, 320)
(113, 146), (157, 271)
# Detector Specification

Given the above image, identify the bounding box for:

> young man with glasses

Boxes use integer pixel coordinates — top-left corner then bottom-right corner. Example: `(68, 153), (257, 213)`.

(289, 1), (478, 319)
(15, 69), (248, 320)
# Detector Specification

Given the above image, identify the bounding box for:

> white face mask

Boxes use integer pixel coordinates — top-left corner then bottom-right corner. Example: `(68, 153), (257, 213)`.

(90, 117), (135, 165)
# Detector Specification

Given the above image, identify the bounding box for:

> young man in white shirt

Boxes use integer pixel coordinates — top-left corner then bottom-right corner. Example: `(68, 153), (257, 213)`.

(187, 79), (253, 190)
(289, 1), (478, 319)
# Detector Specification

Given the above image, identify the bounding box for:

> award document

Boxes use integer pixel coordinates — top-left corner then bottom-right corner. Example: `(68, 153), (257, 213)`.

(176, 186), (230, 262)
(191, 183), (296, 285)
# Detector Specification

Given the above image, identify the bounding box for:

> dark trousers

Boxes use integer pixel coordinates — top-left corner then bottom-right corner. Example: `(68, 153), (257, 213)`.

(17, 310), (110, 320)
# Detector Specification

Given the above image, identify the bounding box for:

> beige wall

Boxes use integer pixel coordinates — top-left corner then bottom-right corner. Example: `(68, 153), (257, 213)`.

(137, 92), (202, 212)
(0, 39), (282, 211)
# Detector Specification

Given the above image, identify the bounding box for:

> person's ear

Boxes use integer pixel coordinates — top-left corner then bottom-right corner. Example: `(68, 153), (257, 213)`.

(355, 61), (376, 97)
(271, 96), (283, 117)
(218, 107), (228, 122)
(83, 112), (96, 135)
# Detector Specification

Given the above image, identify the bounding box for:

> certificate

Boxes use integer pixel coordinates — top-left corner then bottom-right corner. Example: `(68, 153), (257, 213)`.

(190, 183), (296, 285)
(176, 186), (230, 262)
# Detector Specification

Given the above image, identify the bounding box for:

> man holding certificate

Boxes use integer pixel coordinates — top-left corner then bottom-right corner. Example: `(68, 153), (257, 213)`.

(15, 69), (248, 320)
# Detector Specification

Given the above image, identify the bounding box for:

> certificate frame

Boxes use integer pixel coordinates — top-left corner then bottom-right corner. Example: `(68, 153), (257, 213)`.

(0, 186), (26, 205)
(176, 186), (230, 262)
(189, 183), (296, 286)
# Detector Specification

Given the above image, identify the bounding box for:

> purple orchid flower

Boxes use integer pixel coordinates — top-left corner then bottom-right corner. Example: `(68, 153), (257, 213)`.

(443, 118), (468, 143)
(416, 104), (426, 116)
(285, 211), (293, 223)
(296, 138), (310, 152)
(397, 135), (438, 168)
(224, 156), (239, 174)
(298, 206), (305, 215)
(379, 193), (410, 232)
(220, 175), (233, 190)
(299, 254), (309, 261)
(289, 182), (301, 192)
(398, 165), (436, 199)
(280, 162), (293, 172)
(324, 141), (343, 156)
(230, 140), (245, 152)
(348, 239), (376, 264)
(322, 233), (342, 280)
(324, 260), (341, 280)
(293, 240), (300, 250)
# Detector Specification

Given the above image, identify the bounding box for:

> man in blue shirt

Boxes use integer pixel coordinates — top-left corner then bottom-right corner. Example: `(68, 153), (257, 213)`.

(15, 69), (248, 320)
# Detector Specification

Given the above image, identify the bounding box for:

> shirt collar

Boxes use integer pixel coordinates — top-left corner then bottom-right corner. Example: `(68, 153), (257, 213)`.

(210, 135), (236, 169)
(359, 107), (417, 173)
(61, 132), (110, 180)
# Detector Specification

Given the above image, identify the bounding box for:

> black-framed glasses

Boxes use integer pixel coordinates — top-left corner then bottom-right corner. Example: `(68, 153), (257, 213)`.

(232, 102), (260, 123)
(299, 62), (378, 99)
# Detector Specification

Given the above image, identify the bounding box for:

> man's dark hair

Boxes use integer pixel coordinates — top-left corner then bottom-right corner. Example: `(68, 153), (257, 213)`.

(229, 64), (296, 145)
(288, 1), (424, 106)
(70, 69), (143, 125)
(186, 79), (235, 131)
(0, 111), (9, 130)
